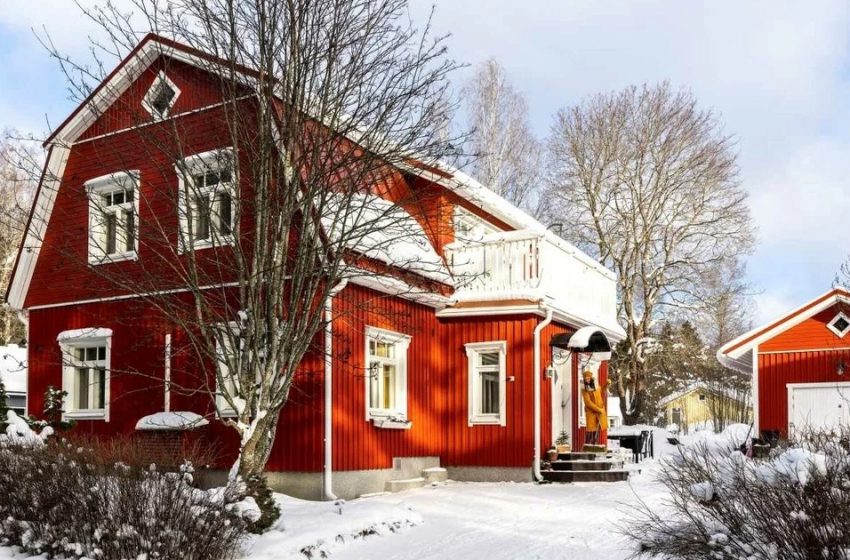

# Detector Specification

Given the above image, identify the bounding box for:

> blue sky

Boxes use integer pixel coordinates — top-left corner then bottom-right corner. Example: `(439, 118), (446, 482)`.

(2, 1), (850, 326)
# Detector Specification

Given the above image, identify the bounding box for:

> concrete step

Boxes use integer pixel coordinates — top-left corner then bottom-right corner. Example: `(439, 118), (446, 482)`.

(386, 477), (426, 493)
(422, 467), (448, 484)
(541, 469), (630, 483)
(557, 452), (598, 461)
(550, 460), (620, 472)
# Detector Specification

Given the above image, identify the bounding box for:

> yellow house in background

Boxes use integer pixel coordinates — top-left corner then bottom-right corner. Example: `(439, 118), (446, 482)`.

(659, 383), (752, 435)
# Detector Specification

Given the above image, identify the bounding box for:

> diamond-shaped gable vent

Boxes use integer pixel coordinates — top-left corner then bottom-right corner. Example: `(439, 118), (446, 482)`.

(142, 72), (180, 119)
(829, 313), (850, 337)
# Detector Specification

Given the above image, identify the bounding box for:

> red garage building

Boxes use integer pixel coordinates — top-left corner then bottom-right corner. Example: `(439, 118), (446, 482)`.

(718, 288), (850, 440)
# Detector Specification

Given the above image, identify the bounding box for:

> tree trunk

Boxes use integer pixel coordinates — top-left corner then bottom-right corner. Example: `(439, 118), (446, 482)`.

(234, 410), (281, 481)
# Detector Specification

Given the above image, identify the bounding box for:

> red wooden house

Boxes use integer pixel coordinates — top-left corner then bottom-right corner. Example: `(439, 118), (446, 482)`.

(5, 35), (625, 499)
(718, 287), (850, 441)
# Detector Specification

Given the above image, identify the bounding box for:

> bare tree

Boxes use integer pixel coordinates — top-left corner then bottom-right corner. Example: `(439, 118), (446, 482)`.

(463, 59), (541, 210)
(0, 132), (38, 345)
(33, 0), (461, 484)
(545, 82), (754, 424)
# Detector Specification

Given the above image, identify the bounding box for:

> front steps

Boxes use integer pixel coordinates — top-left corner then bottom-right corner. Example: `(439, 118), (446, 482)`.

(542, 451), (630, 483)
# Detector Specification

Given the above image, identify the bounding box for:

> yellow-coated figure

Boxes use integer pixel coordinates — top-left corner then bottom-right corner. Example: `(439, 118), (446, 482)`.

(581, 369), (608, 445)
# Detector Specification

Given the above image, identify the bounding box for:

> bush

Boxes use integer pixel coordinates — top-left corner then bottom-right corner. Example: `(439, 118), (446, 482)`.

(625, 426), (850, 560)
(0, 435), (249, 559)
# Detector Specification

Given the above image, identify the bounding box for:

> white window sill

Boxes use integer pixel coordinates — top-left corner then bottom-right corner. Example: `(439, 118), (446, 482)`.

(469, 415), (505, 426)
(65, 410), (107, 421)
(187, 236), (235, 252)
(89, 251), (138, 265)
(371, 416), (412, 430)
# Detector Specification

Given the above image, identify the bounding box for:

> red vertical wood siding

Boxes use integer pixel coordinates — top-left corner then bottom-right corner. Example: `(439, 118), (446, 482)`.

(758, 349), (850, 436)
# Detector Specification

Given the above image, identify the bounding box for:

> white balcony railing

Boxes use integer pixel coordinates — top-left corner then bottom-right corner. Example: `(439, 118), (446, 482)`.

(445, 230), (620, 334)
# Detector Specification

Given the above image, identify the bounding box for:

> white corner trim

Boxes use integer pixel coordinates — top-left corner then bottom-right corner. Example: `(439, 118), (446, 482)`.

(56, 327), (113, 343)
(752, 346), (760, 436)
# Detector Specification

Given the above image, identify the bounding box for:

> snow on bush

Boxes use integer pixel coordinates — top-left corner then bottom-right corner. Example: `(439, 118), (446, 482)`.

(0, 411), (52, 448)
(625, 425), (850, 559)
(0, 436), (248, 560)
(246, 495), (423, 559)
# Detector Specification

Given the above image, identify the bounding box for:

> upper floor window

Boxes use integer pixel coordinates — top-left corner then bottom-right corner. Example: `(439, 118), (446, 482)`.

(142, 71), (180, 120)
(57, 328), (112, 421)
(454, 206), (499, 242)
(85, 171), (140, 264)
(177, 148), (236, 251)
(465, 341), (507, 426)
(365, 326), (410, 422)
(828, 312), (850, 338)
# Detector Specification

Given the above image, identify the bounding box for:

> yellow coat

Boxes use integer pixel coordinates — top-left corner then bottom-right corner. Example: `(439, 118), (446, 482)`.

(582, 385), (608, 432)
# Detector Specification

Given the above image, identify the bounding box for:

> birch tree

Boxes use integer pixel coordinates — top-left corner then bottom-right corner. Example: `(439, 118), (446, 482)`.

(37, 0), (460, 486)
(463, 59), (541, 209)
(0, 133), (36, 345)
(545, 83), (754, 424)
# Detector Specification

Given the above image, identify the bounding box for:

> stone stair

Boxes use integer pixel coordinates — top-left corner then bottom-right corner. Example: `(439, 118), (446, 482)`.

(385, 466), (448, 493)
(541, 451), (630, 483)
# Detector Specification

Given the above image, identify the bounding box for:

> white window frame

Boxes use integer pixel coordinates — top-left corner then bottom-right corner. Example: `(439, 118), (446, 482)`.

(828, 312), (850, 338)
(177, 148), (236, 252)
(453, 206), (500, 242)
(365, 326), (410, 422)
(141, 71), (181, 120)
(58, 328), (113, 421)
(465, 341), (507, 426)
(85, 170), (140, 264)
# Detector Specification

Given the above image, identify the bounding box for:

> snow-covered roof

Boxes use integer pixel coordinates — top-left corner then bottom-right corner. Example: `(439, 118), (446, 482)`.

(657, 382), (751, 408)
(323, 193), (451, 285)
(56, 327), (113, 343)
(0, 344), (27, 395)
(135, 411), (209, 431)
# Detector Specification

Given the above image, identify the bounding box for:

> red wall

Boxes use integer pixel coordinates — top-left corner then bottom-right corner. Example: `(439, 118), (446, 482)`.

(756, 303), (850, 436)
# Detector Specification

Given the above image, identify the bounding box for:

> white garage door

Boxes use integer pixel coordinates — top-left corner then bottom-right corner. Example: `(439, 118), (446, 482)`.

(788, 382), (850, 436)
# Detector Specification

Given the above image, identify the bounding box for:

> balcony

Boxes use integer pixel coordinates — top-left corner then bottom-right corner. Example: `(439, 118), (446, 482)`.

(443, 230), (623, 338)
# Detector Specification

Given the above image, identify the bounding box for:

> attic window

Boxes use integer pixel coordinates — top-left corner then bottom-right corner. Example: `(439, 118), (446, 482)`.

(829, 313), (850, 338)
(142, 72), (180, 119)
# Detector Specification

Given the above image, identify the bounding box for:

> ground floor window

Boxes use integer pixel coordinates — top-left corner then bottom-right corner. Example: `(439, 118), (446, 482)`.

(365, 326), (410, 420)
(465, 341), (507, 426)
(58, 328), (112, 420)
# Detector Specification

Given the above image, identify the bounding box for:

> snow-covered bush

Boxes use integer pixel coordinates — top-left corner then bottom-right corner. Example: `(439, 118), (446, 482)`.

(625, 425), (850, 559)
(0, 435), (248, 559)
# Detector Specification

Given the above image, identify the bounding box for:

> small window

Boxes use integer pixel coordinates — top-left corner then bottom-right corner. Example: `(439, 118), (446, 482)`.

(465, 341), (507, 425)
(177, 149), (236, 251)
(85, 171), (140, 264)
(698, 393), (706, 401)
(142, 72), (180, 119)
(365, 326), (410, 420)
(58, 329), (112, 420)
(829, 312), (850, 338)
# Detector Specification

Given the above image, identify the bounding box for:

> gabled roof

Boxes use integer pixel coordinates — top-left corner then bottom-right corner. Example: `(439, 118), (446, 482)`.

(6, 34), (619, 314)
(657, 382), (750, 408)
(717, 287), (850, 372)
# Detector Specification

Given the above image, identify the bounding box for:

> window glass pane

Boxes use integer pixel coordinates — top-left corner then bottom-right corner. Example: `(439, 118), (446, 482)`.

(125, 189), (134, 202)
(86, 347), (98, 361)
(374, 341), (394, 359)
(76, 367), (89, 409)
(219, 169), (232, 184)
(94, 368), (106, 409)
(480, 371), (500, 414)
(479, 351), (499, 367)
(382, 364), (395, 409)
(205, 172), (220, 187)
(369, 362), (380, 408)
(193, 174), (206, 189)
(76, 348), (85, 362)
(124, 210), (135, 251)
(217, 192), (232, 235)
(102, 193), (112, 207)
(369, 340), (376, 355)
(98, 346), (106, 361)
(113, 191), (124, 205)
(195, 196), (211, 240)
(105, 213), (117, 254)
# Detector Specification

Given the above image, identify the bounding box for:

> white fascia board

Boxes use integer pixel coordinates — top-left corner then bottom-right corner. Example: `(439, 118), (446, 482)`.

(6, 145), (71, 310)
(346, 269), (451, 309)
(719, 289), (850, 362)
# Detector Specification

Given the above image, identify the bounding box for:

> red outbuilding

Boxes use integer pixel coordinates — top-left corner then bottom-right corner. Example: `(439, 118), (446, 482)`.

(5, 34), (625, 499)
(718, 287), (850, 441)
